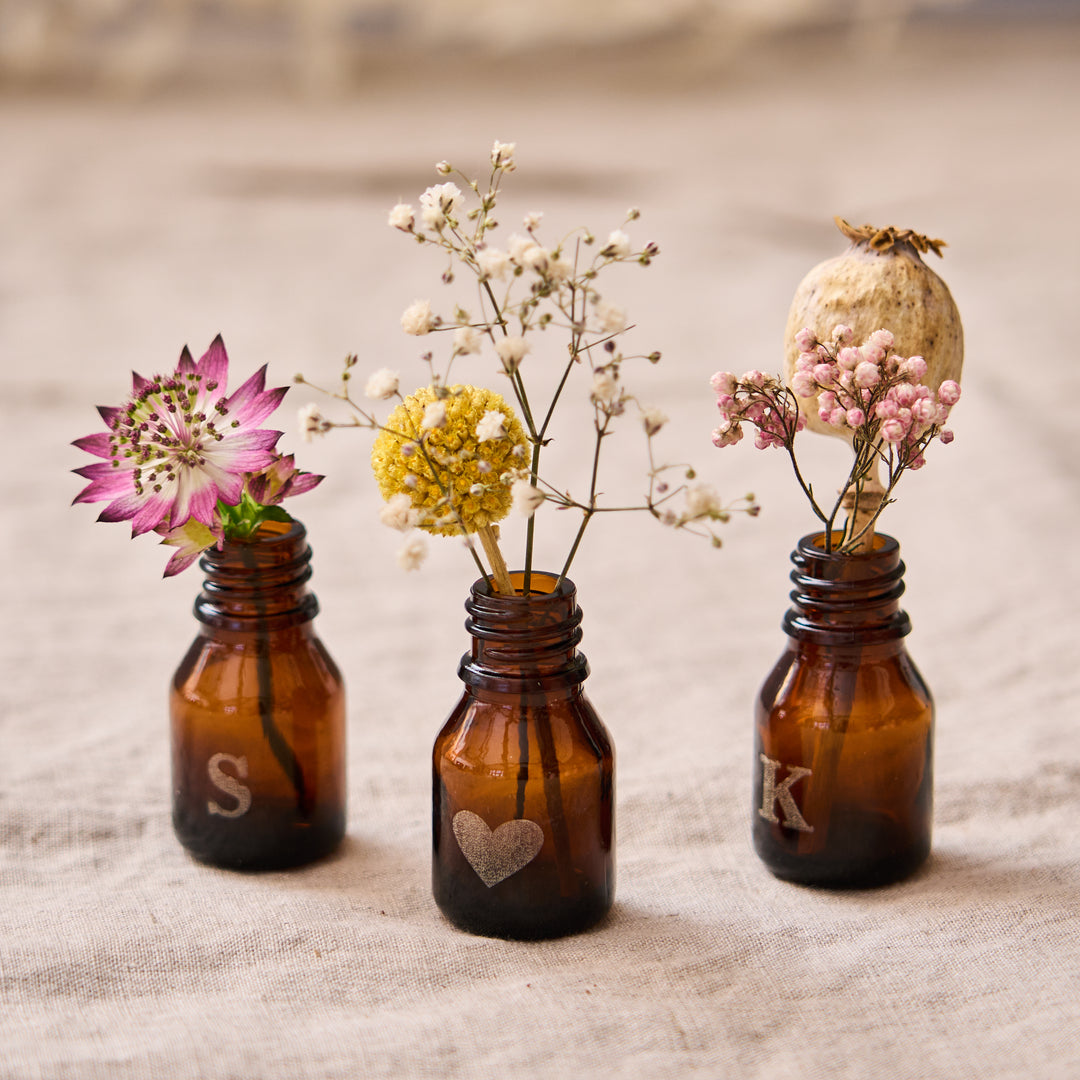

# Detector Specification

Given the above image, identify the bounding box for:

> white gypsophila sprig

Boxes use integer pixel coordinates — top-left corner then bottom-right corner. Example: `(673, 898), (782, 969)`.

(397, 532), (428, 570)
(379, 492), (417, 531)
(295, 145), (754, 587)
(401, 299), (437, 335)
(453, 326), (482, 356)
(365, 368), (400, 400)
(388, 203), (414, 231)
(476, 410), (508, 442)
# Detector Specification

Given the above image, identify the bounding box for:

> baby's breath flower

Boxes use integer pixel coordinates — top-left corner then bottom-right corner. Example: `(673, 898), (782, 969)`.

(420, 182), (462, 229)
(710, 371), (738, 396)
(902, 356), (928, 380)
(388, 203), (414, 231)
(379, 492), (417, 532)
(397, 532), (428, 570)
(491, 141), (516, 171)
(299, 403), (329, 442)
(685, 483), (723, 520)
(594, 300), (627, 334)
(641, 407), (668, 437)
(548, 256), (575, 283)
(401, 299), (437, 336)
(422, 401), (447, 430)
(453, 326), (482, 355)
(372, 385), (527, 536)
(507, 233), (539, 265)
(712, 327), (960, 552)
(476, 247), (511, 281)
(938, 380), (961, 406)
(591, 370), (619, 404)
(494, 336), (530, 372)
(521, 246), (550, 275)
(476, 410), (508, 442)
(358, 145), (715, 577)
(365, 368), (400, 400)
(511, 479), (545, 518)
(602, 230), (631, 259)
(435, 160), (452, 175)
(854, 361), (881, 389)
(868, 328), (895, 351)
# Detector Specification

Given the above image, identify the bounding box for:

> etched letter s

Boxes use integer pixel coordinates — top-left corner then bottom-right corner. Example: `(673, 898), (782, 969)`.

(207, 753), (252, 818)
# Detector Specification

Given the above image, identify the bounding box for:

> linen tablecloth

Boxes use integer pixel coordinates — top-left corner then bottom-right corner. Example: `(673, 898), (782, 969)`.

(2, 20), (1078, 1078)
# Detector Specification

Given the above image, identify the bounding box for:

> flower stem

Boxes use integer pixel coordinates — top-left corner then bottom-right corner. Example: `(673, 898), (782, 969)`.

(477, 525), (514, 594)
(557, 411), (607, 587)
(523, 439), (542, 595)
(239, 539), (308, 813)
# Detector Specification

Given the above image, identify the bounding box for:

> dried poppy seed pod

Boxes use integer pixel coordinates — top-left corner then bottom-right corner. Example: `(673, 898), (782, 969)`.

(783, 218), (964, 441)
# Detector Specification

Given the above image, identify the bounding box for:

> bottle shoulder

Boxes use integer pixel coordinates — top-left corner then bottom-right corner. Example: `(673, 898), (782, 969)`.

(436, 688), (611, 771)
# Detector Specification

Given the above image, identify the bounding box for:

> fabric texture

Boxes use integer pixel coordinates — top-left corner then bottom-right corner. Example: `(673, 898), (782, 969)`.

(2, 22), (1079, 1078)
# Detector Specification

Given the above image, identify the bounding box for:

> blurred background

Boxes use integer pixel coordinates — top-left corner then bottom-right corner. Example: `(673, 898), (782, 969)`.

(0, 0), (1075, 98)
(3, 0), (1079, 779)
(0, 0), (1075, 97)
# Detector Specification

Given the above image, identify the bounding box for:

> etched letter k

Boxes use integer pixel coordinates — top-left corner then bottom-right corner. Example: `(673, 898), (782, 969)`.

(759, 754), (814, 833)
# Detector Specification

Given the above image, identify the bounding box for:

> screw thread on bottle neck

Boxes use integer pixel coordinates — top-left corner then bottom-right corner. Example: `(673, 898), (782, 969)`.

(783, 531), (911, 645)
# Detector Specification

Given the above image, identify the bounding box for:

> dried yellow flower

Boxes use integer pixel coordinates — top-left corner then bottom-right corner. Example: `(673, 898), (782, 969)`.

(371, 385), (528, 536)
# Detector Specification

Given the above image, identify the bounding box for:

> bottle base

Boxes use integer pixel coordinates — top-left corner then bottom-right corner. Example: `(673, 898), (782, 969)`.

(433, 858), (614, 940)
(173, 804), (345, 871)
(435, 893), (614, 940)
(753, 809), (931, 889)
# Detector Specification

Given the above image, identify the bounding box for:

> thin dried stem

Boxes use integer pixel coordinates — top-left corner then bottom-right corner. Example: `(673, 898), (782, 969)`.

(477, 525), (514, 594)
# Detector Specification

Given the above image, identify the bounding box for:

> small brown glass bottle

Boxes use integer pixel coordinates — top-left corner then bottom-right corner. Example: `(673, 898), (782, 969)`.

(170, 519), (346, 870)
(433, 571), (615, 939)
(753, 532), (933, 888)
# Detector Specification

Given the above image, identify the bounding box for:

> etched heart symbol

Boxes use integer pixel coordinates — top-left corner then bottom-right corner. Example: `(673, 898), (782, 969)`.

(452, 810), (545, 888)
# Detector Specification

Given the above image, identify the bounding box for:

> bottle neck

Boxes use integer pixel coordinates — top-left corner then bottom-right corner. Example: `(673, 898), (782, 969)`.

(195, 519), (318, 633)
(459, 571), (589, 695)
(783, 531), (911, 646)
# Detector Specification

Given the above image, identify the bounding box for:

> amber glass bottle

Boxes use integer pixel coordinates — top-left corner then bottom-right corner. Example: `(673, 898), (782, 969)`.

(753, 532), (933, 888)
(170, 519), (346, 870)
(433, 571), (615, 939)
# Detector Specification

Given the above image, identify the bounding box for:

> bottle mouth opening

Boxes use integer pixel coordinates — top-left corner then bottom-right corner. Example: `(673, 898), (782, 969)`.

(805, 531), (898, 559)
(472, 570), (576, 601)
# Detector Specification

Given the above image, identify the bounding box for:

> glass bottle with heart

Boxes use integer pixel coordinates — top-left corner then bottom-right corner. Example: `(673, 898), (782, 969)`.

(297, 142), (757, 937)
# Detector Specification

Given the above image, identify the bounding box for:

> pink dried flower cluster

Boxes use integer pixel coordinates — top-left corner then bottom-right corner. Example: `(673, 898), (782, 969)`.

(710, 370), (806, 451)
(786, 326), (959, 469)
(712, 327), (959, 470)
(709, 325), (961, 553)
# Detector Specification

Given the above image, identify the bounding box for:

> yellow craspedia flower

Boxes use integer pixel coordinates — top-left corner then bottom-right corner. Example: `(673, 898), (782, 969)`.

(371, 385), (528, 536)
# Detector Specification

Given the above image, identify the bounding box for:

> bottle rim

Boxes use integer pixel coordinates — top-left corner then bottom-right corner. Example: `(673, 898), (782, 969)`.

(195, 517), (318, 631)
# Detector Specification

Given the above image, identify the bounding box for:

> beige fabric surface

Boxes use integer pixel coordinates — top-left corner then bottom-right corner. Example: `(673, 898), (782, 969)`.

(2, 21), (1079, 1079)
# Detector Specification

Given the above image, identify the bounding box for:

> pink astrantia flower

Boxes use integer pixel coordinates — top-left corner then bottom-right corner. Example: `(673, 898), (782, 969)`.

(72, 336), (285, 536)
(153, 455), (323, 577)
(244, 454), (324, 506)
(157, 516), (226, 578)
